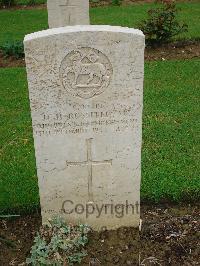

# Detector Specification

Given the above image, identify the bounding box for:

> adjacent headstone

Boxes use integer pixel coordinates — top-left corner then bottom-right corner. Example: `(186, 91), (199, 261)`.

(24, 25), (145, 231)
(47, 0), (90, 28)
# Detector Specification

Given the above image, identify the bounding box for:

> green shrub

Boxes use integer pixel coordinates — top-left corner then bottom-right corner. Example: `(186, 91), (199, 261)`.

(0, 0), (15, 7)
(112, 0), (122, 6)
(0, 41), (24, 59)
(139, 1), (188, 46)
(26, 217), (90, 266)
(27, 0), (36, 5)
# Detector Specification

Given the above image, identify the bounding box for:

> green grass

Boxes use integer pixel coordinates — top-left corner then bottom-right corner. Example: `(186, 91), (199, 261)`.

(0, 3), (199, 45)
(0, 9), (48, 45)
(0, 60), (199, 213)
(142, 60), (200, 202)
(92, 3), (200, 41)
(0, 68), (39, 213)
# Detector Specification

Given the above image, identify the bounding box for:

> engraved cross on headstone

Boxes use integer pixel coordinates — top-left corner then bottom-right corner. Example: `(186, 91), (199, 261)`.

(59, 0), (77, 25)
(47, 0), (90, 28)
(66, 138), (112, 202)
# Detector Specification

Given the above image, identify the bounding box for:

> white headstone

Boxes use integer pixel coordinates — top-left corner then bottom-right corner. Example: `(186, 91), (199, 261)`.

(47, 0), (90, 28)
(24, 25), (145, 231)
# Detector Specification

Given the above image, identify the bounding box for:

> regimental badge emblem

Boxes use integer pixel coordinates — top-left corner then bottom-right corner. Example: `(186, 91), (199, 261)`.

(59, 47), (113, 99)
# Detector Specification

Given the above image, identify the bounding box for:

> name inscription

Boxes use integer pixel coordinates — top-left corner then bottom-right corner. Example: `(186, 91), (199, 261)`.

(33, 102), (140, 136)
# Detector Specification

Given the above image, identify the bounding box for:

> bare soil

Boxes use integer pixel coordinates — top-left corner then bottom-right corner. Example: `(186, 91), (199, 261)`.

(0, 51), (25, 68)
(1, 41), (199, 68)
(0, 4), (46, 10)
(90, 0), (197, 8)
(0, 204), (199, 266)
(145, 40), (200, 61)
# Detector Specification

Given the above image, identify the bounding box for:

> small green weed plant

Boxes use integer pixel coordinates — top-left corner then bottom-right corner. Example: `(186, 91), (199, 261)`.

(26, 217), (90, 266)
(0, 40), (24, 58)
(112, 0), (122, 6)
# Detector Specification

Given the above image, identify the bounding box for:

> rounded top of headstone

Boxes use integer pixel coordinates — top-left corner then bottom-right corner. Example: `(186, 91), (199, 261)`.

(24, 25), (144, 43)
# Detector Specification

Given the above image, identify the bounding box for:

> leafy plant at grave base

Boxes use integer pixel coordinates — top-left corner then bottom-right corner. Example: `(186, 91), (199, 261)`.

(112, 0), (122, 6)
(138, 0), (188, 47)
(0, 0), (15, 7)
(0, 40), (24, 59)
(27, 0), (36, 5)
(26, 217), (90, 266)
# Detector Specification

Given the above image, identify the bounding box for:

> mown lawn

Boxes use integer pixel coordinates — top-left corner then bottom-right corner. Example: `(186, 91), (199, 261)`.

(0, 2), (199, 45)
(0, 59), (199, 214)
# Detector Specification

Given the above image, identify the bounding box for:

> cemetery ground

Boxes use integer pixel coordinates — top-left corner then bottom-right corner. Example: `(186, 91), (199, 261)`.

(0, 205), (199, 265)
(0, 1), (200, 265)
(0, 61), (199, 265)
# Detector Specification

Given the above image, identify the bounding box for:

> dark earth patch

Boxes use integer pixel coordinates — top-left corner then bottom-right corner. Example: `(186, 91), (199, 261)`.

(90, 0), (197, 8)
(0, 51), (25, 68)
(0, 204), (199, 265)
(145, 40), (200, 61)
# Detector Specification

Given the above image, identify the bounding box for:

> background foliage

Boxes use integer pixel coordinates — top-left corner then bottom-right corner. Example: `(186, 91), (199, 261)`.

(139, 2), (188, 46)
(0, 3), (199, 46)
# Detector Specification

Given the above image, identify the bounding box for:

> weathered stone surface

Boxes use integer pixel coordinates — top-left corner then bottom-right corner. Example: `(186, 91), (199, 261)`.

(24, 25), (145, 231)
(47, 0), (90, 28)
